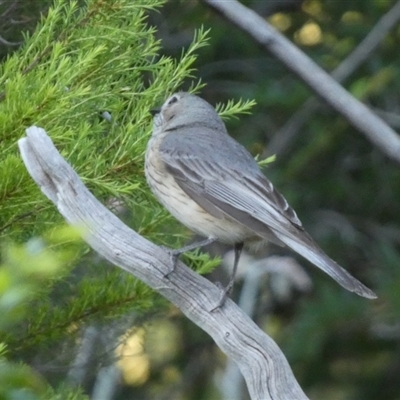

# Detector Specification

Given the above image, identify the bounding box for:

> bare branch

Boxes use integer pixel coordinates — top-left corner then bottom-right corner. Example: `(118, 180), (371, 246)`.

(252, 0), (303, 17)
(372, 108), (400, 129)
(267, 0), (400, 156)
(332, 1), (400, 82)
(200, 0), (400, 163)
(0, 35), (23, 46)
(220, 253), (311, 400)
(18, 126), (309, 400)
(0, 0), (18, 19)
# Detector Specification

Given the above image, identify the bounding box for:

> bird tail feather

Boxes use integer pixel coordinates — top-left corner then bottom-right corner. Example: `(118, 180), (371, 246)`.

(274, 232), (377, 299)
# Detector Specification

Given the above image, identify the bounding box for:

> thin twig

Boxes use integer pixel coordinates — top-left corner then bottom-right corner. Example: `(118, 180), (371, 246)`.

(0, 0), (18, 18)
(0, 35), (23, 46)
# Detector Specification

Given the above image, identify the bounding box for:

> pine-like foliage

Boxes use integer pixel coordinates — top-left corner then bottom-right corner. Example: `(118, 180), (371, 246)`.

(0, 0), (216, 353)
(0, 0), (211, 397)
(0, 0), (208, 243)
(0, 1), (261, 397)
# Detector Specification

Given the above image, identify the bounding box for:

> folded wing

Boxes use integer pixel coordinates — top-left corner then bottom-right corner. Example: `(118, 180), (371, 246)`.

(160, 127), (376, 299)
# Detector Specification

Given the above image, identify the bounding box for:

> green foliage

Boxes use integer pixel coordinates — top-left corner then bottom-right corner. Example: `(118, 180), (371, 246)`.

(0, 358), (47, 400)
(0, 0), (208, 244)
(0, 356), (88, 400)
(3, 0), (400, 398)
(182, 250), (221, 275)
(43, 385), (88, 400)
(283, 284), (369, 364)
(215, 97), (257, 120)
(0, 1), (265, 397)
(350, 67), (396, 99)
(256, 153), (277, 167)
(371, 242), (400, 321)
(0, 226), (89, 399)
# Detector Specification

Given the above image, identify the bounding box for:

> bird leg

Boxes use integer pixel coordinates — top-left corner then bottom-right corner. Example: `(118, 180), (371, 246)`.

(212, 242), (244, 310)
(163, 237), (217, 277)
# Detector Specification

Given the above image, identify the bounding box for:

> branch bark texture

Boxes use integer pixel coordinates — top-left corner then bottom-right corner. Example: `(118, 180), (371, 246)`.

(18, 126), (309, 400)
(201, 0), (400, 163)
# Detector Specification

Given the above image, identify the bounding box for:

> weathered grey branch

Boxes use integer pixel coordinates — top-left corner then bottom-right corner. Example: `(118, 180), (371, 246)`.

(200, 0), (400, 163)
(18, 126), (309, 400)
(220, 254), (311, 400)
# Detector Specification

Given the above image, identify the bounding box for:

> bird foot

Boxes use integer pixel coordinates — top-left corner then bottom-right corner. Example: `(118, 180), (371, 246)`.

(209, 281), (234, 312)
(160, 238), (217, 278)
(160, 246), (182, 278)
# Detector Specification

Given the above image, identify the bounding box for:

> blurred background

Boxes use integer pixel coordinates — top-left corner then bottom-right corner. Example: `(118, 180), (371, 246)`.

(2, 0), (400, 399)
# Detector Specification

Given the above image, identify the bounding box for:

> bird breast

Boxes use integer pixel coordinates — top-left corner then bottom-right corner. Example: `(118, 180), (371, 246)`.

(145, 132), (257, 245)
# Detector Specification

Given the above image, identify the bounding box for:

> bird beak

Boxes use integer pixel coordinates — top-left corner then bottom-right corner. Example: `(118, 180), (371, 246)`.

(150, 107), (161, 116)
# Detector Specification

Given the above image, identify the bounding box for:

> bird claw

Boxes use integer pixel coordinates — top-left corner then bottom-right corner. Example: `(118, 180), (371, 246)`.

(160, 246), (182, 278)
(209, 281), (234, 312)
(210, 243), (242, 312)
(160, 238), (217, 279)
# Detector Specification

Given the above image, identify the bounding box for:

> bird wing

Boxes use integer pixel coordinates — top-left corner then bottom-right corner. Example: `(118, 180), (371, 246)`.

(159, 127), (376, 299)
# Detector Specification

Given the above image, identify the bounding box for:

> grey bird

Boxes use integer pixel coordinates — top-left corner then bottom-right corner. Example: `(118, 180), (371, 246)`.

(145, 92), (376, 303)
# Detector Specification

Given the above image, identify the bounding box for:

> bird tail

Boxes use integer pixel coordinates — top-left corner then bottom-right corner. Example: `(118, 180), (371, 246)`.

(273, 232), (377, 299)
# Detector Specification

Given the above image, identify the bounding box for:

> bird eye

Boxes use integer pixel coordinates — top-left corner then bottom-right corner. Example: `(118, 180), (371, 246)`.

(167, 96), (178, 106)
